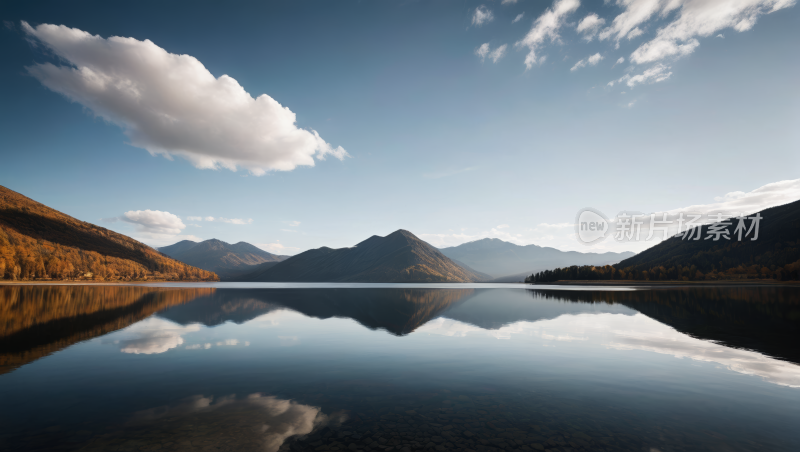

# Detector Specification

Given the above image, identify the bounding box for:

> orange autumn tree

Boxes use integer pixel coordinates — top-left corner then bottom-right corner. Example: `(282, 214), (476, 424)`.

(0, 185), (217, 282)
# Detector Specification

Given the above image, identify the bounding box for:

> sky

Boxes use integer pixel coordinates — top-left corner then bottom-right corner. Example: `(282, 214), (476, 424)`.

(1, 0), (798, 255)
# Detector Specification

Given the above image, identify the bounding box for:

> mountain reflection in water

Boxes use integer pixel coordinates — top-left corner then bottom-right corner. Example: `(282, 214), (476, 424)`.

(1, 284), (799, 452)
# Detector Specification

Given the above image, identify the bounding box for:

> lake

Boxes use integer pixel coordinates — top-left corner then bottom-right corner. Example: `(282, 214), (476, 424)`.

(1, 284), (799, 452)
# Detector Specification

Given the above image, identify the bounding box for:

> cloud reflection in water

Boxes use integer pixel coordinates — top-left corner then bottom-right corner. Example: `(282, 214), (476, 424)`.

(421, 312), (800, 388)
(124, 393), (347, 452)
(111, 317), (201, 354)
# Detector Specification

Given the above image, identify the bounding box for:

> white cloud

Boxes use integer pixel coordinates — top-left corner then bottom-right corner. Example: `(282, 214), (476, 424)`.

(614, 56), (625, 66)
(716, 33), (725, 38)
(630, 38), (700, 64)
(666, 178), (800, 217)
(714, 191), (746, 202)
(186, 343), (212, 350)
(576, 13), (606, 41)
(596, 0), (795, 65)
(286, 220), (301, 227)
(515, 0), (580, 69)
(614, 63), (673, 87)
(189, 216), (253, 225)
(513, 13), (525, 23)
(475, 43), (490, 62)
(570, 52), (604, 71)
(489, 44), (508, 63)
(473, 42), (508, 65)
(22, 22), (349, 176)
(121, 210), (185, 235)
(218, 218), (253, 225)
(496, 224), (510, 229)
(216, 339), (239, 346)
(472, 5), (495, 26)
(626, 26), (644, 40)
(502, 0), (519, 4)
(256, 242), (300, 255)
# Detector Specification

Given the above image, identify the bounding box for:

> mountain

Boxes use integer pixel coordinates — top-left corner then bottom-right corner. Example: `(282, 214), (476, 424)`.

(0, 185), (217, 281)
(616, 198), (800, 275)
(158, 288), (476, 335)
(439, 238), (635, 279)
(241, 229), (490, 282)
(159, 239), (288, 280)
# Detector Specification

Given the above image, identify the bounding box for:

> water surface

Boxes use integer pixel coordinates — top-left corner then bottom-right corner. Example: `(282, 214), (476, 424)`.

(1, 284), (799, 452)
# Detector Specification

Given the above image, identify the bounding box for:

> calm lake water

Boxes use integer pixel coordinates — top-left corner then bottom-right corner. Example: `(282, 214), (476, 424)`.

(1, 284), (799, 452)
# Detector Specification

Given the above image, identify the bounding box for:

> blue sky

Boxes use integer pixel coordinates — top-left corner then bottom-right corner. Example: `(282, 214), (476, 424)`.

(1, 0), (798, 255)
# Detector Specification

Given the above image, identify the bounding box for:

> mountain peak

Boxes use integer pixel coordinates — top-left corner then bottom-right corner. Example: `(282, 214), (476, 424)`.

(243, 230), (487, 283)
(159, 238), (287, 279)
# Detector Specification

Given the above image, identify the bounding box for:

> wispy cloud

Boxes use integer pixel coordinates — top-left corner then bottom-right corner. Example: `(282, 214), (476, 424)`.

(472, 5), (494, 27)
(576, 13), (605, 41)
(570, 52), (604, 71)
(186, 216), (253, 225)
(512, 13), (525, 23)
(611, 63), (672, 88)
(515, 0), (580, 69)
(256, 241), (301, 255)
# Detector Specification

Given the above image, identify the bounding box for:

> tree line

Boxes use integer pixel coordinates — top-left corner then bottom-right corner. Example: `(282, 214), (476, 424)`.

(526, 260), (800, 283)
(0, 226), (217, 282)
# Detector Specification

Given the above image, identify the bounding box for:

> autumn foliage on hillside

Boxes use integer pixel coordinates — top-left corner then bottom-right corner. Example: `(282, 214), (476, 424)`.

(0, 185), (217, 281)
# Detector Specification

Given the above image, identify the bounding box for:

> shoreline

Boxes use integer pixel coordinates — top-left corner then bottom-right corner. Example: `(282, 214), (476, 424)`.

(1, 279), (797, 288)
(532, 280), (799, 287)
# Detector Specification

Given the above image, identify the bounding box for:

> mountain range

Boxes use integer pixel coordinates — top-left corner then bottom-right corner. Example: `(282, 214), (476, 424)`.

(0, 185), (217, 281)
(159, 239), (288, 280)
(439, 238), (635, 281)
(241, 229), (490, 282)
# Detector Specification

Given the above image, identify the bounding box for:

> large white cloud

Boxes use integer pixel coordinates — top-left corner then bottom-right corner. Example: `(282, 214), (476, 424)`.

(22, 22), (349, 175)
(515, 0), (581, 69)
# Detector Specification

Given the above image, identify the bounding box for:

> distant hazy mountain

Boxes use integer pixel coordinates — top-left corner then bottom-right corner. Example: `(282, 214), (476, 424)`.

(241, 229), (490, 282)
(439, 238), (635, 279)
(159, 239), (288, 280)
